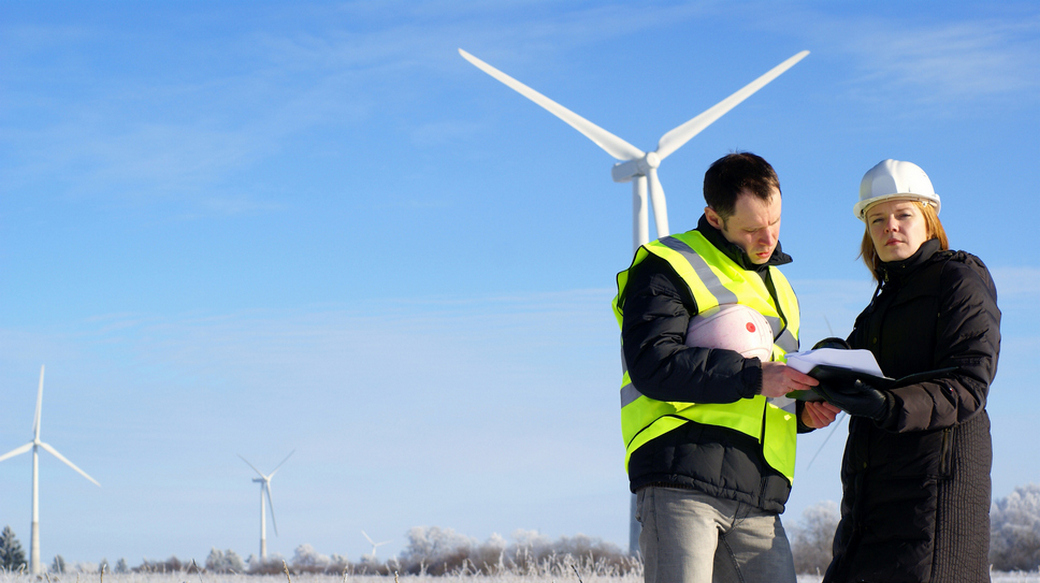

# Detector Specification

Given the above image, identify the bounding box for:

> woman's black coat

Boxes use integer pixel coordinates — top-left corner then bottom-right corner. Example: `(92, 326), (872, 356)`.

(824, 239), (1001, 583)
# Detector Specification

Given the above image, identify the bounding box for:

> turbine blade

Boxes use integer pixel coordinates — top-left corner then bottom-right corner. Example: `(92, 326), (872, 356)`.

(33, 365), (45, 440)
(362, 530), (375, 545)
(38, 441), (100, 486)
(0, 442), (33, 463)
(647, 168), (670, 238)
(459, 48), (644, 161)
(265, 482), (279, 536)
(269, 449), (294, 478)
(238, 454), (266, 478)
(655, 51), (809, 160)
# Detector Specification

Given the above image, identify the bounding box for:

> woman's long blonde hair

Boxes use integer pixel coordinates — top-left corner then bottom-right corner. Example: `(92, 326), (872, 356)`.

(859, 201), (949, 279)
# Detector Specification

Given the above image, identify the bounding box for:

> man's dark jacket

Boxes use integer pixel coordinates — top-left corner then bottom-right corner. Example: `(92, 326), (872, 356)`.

(824, 239), (1001, 583)
(619, 215), (804, 514)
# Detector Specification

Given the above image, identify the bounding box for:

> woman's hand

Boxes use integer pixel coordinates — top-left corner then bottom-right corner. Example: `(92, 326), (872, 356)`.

(802, 400), (842, 428)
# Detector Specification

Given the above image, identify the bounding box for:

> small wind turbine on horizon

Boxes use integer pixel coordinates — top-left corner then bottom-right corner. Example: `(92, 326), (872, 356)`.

(239, 450), (294, 560)
(459, 47), (810, 555)
(0, 365), (101, 575)
(362, 530), (391, 559)
(458, 48), (809, 253)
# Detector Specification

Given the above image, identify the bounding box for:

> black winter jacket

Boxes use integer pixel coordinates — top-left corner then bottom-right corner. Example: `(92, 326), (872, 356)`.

(824, 239), (1001, 583)
(618, 215), (804, 513)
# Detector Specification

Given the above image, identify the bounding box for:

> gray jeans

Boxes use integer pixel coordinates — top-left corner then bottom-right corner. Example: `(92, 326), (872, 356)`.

(636, 486), (797, 583)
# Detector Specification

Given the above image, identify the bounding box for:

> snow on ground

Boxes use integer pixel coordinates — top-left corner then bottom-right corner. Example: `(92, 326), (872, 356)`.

(1, 571), (1038, 583)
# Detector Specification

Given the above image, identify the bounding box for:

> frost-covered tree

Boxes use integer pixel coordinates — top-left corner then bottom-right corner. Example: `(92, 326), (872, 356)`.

(246, 552), (285, 575)
(205, 548), (226, 572)
(991, 483), (1040, 572)
(327, 553), (350, 572)
(0, 526), (27, 571)
(114, 558), (129, 574)
(790, 500), (839, 575)
(224, 549), (244, 572)
(50, 555), (66, 574)
(292, 543), (330, 572)
(138, 556), (182, 573)
(206, 548), (245, 573)
(399, 526), (476, 572)
(511, 529), (552, 557)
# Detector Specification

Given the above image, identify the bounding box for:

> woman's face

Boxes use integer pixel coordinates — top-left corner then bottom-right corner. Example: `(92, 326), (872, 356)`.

(866, 199), (931, 263)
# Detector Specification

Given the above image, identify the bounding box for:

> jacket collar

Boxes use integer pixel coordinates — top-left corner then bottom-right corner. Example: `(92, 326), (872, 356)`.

(695, 214), (792, 272)
(875, 238), (942, 283)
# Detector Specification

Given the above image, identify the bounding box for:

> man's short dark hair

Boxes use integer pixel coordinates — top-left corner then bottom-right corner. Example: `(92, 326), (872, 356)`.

(703, 152), (781, 221)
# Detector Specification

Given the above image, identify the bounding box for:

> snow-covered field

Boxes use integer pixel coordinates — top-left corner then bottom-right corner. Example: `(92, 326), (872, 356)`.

(1, 572), (1038, 583)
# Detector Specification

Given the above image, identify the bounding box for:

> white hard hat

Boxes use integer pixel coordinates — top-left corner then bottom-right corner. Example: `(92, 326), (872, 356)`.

(854, 159), (940, 221)
(686, 304), (774, 362)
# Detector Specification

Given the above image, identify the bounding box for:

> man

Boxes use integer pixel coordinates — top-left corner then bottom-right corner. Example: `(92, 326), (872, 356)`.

(612, 152), (840, 583)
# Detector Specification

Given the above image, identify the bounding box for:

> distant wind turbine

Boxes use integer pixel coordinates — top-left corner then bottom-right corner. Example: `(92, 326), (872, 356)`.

(459, 48), (810, 554)
(0, 365), (101, 575)
(362, 530), (391, 558)
(239, 450), (294, 560)
(459, 48), (809, 253)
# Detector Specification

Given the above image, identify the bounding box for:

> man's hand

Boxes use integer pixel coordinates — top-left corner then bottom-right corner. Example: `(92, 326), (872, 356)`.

(760, 361), (819, 398)
(801, 401), (842, 428)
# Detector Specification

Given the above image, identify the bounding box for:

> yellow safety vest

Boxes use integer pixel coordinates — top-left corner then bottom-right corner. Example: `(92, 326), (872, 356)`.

(612, 230), (801, 482)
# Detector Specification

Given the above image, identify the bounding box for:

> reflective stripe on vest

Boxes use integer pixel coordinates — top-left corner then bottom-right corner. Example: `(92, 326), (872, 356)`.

(612, 230), (801, 482)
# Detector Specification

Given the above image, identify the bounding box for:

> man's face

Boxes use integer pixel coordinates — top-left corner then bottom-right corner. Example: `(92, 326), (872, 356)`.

(705, 190), (781, 265)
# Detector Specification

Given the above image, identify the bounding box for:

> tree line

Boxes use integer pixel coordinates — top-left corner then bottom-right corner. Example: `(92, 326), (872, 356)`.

(2, 483), (1037, 575)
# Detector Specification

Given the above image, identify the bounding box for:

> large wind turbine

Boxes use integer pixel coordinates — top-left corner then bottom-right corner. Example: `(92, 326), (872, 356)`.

(0, 365), (101, 575)
(361, 530), (391, 559)
(458, 48), (809, 252)
(459, 48), (810, 554)
(239, 450), (293, 560)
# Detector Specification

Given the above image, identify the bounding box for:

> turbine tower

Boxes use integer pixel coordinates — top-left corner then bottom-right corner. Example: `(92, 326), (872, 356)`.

(362, 530), (390, 559)
(239, 450), (293, 560)
(458, 48), (808, 252)
(0, 365), (101, 575)
(459, 48), (809, 554)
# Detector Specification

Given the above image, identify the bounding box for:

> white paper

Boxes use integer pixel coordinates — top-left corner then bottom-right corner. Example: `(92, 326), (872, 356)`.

(785, 348), (889, 379)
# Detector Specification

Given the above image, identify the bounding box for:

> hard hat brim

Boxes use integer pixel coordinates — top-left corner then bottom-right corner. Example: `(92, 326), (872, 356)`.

(854, 193), (941, 221)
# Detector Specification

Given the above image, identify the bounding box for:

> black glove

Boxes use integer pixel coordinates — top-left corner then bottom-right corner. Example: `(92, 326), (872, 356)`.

(814, 377), (890, 422)
(813, 337), (851, 350)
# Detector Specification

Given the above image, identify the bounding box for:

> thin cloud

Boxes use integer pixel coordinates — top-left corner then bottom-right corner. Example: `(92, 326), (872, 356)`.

(851, 18), (1039, 100)
(990, 266), (1040, 300)
(800, 7), (1040, 110)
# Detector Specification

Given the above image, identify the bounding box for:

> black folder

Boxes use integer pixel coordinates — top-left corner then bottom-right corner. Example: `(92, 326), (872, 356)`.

(790, 365), (958, 402)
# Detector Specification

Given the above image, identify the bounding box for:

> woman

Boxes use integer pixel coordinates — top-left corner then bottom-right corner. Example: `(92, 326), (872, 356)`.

(820, 160), (1001, 582)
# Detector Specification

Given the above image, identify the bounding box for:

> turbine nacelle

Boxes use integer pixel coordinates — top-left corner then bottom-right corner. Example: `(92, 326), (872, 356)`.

(611, 152), (661, 183)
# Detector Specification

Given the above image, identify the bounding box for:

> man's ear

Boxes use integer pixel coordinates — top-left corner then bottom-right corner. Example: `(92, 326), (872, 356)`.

(705, 206), (723, 230)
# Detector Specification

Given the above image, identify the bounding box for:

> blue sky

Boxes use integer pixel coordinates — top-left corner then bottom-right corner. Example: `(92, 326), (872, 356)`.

(1, 0), (1038, 567)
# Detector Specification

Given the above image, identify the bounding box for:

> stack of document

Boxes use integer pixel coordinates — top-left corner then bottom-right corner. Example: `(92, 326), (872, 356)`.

(784, 348), (890, 402)
(785, 348), (888, 379)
